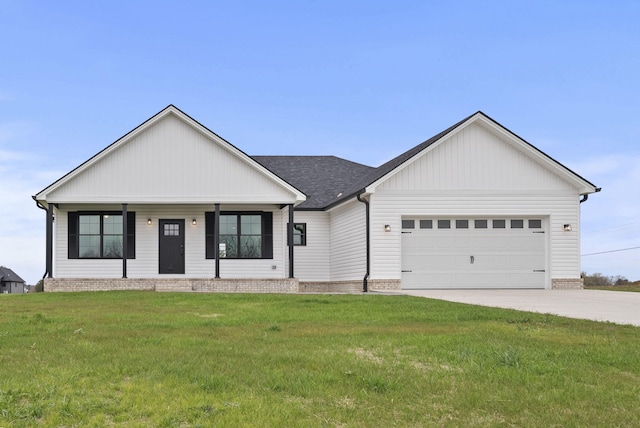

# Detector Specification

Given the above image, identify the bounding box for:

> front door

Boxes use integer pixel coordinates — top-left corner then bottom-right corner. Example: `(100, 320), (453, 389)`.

(159, 219), (185, 274)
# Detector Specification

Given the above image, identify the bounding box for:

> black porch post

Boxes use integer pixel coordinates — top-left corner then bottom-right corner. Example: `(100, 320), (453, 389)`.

(46, 204), (54, 278)
(214, 203), (220, 278)
(122, 203), (128, 278)
(288, 204), (294, 279)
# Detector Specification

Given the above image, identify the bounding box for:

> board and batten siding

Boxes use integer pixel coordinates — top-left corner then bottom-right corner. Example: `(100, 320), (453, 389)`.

(368, 121), (585, 287)
(284, 211), (331, 282)
(45, 113), (298, 204)
(329, 199), (367, 281)
(54, 204), (286, 279)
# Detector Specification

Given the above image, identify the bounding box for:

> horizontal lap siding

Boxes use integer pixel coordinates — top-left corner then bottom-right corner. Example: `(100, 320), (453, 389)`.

(370, 192), (580, 282)
(329, 200), (367, 281)
(55, 204), (285, 279)
(287, 211), (330, 281)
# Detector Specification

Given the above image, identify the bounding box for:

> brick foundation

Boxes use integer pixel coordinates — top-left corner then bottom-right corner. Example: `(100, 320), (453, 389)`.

(44, 278), (299, 293)
(551, 278), (584, 290)
(368, 279), (402, 292)
(298, 281), (363, 293)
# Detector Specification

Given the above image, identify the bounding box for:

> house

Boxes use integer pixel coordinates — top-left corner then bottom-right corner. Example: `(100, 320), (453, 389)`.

(33, 105), (599, 292)
(0, 266), (27, 294)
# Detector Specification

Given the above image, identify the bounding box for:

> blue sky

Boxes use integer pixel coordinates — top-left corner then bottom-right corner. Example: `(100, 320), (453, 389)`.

(1, 1), (639, 285)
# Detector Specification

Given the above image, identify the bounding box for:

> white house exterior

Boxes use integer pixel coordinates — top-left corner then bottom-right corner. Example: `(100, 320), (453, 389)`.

(34, 106), (599, 292)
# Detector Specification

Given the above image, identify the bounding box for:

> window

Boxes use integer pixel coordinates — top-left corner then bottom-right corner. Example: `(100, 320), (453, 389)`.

(437, 219), (451, 229)
(205, 211), (273, 259)
(292, 223), (306, 246)
(68, 212), (135, 259)
(511, 219), (524, 229)
(528, 219), (542, 229)
(419, 219), (433, 229)
(401, 219), (415, 229)
(164, 223), (180, 236)
(493, 219), (506, 229)
(456, 219), (469, 229)
(475, 219), (488, 229)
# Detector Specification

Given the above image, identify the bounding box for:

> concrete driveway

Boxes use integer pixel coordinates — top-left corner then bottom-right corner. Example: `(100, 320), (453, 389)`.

(402, 289), (640, 326)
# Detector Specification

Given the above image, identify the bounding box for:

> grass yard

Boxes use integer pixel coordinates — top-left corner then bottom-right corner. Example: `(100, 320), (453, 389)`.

(585, 282), (640, 292)
(1, 292), (639, 427)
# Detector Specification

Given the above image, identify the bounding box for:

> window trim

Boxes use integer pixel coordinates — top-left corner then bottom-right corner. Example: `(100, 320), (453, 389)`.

(68, 211), (136, 259)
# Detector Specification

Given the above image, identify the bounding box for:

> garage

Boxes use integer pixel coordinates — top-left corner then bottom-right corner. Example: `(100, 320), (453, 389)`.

(401, 217), (547, 289)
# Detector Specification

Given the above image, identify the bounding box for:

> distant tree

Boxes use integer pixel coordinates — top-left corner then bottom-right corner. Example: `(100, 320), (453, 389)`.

(34, 279), (44, 292)
(582, 272), (613, 287)
(582, 272), (632, 287)
(614, 276), (630, 286)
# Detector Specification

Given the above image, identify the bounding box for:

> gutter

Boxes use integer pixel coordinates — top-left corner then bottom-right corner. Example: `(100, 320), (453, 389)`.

(356, 193), (369, 292)
(580, 187), (601, 204)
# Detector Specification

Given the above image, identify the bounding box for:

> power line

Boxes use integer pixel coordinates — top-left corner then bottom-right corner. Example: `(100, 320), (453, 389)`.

(581, 246), (640, 257)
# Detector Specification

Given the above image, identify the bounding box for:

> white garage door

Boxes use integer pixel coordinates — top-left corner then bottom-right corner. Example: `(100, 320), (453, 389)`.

(401, 218), (546, 289)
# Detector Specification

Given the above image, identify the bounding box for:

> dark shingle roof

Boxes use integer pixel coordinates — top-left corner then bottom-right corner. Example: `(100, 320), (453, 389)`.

(252, 113), (476, 210)
(254, 111), (598, 210)
(0, 267), (26, 284)
(252, 156), (375, 209)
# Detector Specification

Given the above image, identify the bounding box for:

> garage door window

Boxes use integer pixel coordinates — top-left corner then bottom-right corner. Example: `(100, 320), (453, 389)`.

(475, 219), (488, 229)
(493, 219), (506, 229)
(529, 219), (542, 228)
(401, 220), (415, 229)
(511, 219), (524, 229)
(456, 220), (469, 229)
(437, 220), (451, 229)
(420, 220), (432, 229)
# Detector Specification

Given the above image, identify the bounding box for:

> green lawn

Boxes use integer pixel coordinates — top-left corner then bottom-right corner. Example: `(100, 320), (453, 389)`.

(1, 292), (639, 427)
(585, 282), (640, 292)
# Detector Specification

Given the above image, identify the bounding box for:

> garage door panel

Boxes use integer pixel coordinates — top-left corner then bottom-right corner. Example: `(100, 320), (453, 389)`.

(402, 217), (546, 289)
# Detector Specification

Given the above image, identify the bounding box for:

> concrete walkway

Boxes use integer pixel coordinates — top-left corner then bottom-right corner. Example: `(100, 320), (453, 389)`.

(402, 289), (640, 326)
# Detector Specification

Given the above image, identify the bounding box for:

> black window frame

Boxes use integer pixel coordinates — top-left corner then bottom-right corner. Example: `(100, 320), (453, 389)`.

(292, 223), (307, 246)
(205, 211), (273, 259)
(68, 211), (136, 259)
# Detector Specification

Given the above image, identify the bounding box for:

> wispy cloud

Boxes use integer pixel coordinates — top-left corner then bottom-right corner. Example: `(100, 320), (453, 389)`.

(574, 153), (640, 280)
(0, 141), (55, 284)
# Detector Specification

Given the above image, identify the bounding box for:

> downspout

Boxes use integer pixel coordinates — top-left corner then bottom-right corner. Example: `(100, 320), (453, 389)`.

(356, 193), (370, 293)
(34, 198), (52, 280)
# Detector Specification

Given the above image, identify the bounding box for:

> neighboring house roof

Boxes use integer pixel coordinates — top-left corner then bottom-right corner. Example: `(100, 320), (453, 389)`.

(0, 267), (26, 284)
(252, 156), (375, 209)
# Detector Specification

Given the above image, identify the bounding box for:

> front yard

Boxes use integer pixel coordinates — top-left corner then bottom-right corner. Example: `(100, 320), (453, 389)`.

(1, 291), (639, 426)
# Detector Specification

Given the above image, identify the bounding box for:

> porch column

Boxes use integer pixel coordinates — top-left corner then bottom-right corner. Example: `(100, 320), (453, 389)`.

(288, 204), (294, 279)
(214, 203), (220, 278)
(122, 203), (128, 278)
(46, 203), (54, 278)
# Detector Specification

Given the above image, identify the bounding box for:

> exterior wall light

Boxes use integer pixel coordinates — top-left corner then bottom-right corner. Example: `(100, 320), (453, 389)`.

(192, 218), (197, 226)
(147, 218), (152, 226)
(384, 224), (391, 232)
(563, 224), (572, 231)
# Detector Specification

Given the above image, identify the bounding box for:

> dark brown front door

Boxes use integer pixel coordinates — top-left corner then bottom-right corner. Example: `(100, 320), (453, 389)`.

(159, 219), (185, 274)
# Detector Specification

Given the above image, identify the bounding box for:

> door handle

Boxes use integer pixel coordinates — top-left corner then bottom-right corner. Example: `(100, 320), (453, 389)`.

(180, 245), (184, 255)
(470, 255), (474, 264)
